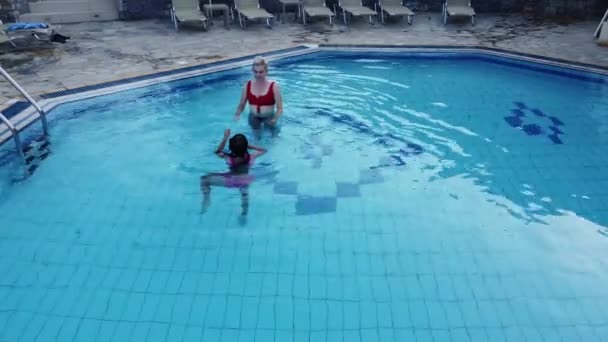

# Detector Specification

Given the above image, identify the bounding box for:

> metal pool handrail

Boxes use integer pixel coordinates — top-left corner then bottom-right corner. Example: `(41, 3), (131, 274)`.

(0, 65), (49, 136)
(0, 112), (26, 166)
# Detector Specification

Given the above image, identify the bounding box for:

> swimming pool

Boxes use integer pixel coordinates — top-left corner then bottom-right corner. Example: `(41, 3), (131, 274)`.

(1, 47), (608, 341)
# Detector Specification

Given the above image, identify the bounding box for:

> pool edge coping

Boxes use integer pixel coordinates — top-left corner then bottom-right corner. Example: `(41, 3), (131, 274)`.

(318, 44), (608, 74)
(2, 43), (608, 146)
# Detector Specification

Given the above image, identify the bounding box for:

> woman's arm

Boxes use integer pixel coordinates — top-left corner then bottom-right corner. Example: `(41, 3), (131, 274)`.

(270, 83), (283, 125)
(214, 129), (231, 157)
(234, 84), (248, 120)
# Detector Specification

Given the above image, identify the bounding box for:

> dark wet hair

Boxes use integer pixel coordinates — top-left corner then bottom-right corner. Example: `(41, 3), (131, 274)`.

(229, 134), (249, 158)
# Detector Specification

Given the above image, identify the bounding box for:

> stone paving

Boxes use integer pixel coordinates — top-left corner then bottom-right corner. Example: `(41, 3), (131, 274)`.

(1, 13), (607, 104)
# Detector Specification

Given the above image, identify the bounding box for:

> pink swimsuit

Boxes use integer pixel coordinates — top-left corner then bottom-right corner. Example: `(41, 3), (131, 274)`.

(222, 154), (254, 188)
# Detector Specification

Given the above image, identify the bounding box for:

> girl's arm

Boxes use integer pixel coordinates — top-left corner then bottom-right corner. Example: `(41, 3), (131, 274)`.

(248, 144), (267, 158)
(215, 129), (231, 157)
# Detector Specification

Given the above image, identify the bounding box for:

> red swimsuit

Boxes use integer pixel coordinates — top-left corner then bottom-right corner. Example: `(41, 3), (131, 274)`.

(246, 80), (275, 114)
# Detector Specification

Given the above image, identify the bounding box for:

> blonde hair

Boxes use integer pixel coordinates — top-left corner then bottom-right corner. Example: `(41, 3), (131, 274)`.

(253, 56), (268, 71)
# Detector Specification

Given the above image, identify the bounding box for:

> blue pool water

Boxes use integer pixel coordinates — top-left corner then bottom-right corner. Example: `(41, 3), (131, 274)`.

(1, 50), (608, 341)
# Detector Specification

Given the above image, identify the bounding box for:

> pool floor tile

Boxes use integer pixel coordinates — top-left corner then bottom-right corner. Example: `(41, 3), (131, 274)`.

(273, 181), (299, 195)
(336, 182), (361, 197)
(359, 168), (385, 184)
(295, 196), (337, 215)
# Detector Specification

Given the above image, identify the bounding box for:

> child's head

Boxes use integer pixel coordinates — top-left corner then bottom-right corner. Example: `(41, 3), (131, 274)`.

(229, 134), (249, 157)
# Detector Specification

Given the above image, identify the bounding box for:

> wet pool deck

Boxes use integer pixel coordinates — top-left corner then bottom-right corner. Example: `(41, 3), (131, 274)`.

(0, 13), (607, 105)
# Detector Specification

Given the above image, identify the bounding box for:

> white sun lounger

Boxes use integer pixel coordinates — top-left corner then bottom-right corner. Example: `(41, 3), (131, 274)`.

(595, 8), (608, 46)
(234, 0), (275, 28)
(0, 29), (15, 47)
(171, 0), (208, 31)
(277, 0), (301, 22)
(0, 20), (56, 47)
(376, 0), (414, 25)
(443, 0), (475, 25)
(598, 22), (608, 46)
(302, 0), (334, 25)
(338, 0), (377, 24)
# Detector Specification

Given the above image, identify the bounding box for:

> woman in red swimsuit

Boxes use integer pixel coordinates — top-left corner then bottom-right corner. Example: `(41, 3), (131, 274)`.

(234, 56), (284, 128)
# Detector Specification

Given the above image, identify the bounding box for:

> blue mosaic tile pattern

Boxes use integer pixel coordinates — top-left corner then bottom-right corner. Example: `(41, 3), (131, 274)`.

(505, 115), (523, 127)
(523, 123), (543, 135)
(548, 134), (563, 144)
(251, 106), (425, 216)
(503, 102), (566, 144)
(549, 116), (565, 126)
(531, 108), (546, 117)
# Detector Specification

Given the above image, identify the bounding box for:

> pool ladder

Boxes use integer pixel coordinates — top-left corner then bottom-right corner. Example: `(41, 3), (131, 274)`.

(0, 65), (51, 174)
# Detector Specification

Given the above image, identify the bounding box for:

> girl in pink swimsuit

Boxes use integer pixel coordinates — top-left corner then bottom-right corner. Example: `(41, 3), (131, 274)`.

(201, 129), (266, 217)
